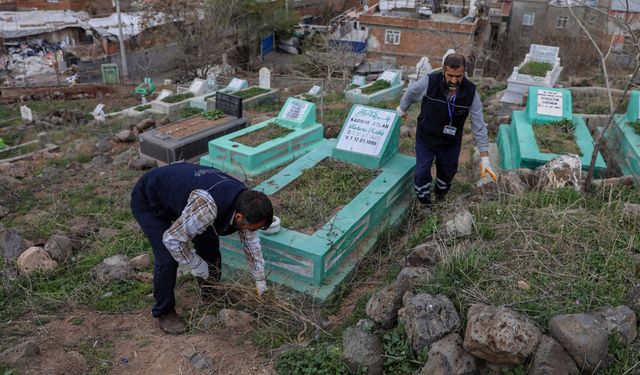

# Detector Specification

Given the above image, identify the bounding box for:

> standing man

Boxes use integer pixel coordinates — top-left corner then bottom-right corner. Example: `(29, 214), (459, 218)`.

(130, 163), (273, 334)
(397, 52), (496, 206)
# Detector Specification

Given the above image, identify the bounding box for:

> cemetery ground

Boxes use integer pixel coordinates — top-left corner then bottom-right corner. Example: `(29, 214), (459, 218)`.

(0, 81), (639, 374)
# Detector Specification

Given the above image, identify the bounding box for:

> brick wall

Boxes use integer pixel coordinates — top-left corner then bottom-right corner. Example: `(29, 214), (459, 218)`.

(16, 0), (87, 11)
(359, 14), (476, 67)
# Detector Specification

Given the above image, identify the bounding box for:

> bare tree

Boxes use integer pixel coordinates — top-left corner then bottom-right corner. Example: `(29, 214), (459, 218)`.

(568, 1), (640, 185)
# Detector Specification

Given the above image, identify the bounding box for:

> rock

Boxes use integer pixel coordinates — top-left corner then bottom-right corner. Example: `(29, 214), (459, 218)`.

(421, 333), (476, 375)
(342, 327), (384, 375)
(529, 335), (579, 375)
(0, 175), (21, 189)
(395, 266), (431, 287)
(115, 129), (136, 143)
(97, 227), (119, 238)
(86, 155), (112, 169)
(73, 139), (95, 156)
(535, 155), (583, 192)
(444, 209), (474, 237)
(17, 247), (58, 274)
(158, 116), (171, 126)
(356, 319), (375, 332)
(627, 285), (640, 317)
(200, 314), (218, 329)
(1, 229), (28, 260)
(7, 163), (28, 178)
(135, 118), (156, 131)
(67, 216), (98, 238)
(190, 352), (214, 370)
(128, 157), (157, 171)
(217, 309), (253, 329)
(622, 203), (640, 219)
(593, 305), (637, 344)
(130, 254), (151, 270)
(366, 282), (408, 329)
(0, 340), (41, 366)
(497, 171), (527, 195)
(136, 271), (153, 283)
(44, 233), (73, 262)
(41, 166), (61, 180)
(0, 205), (9, 218)
(90, 255), (133, 284)
(94, 138), (113, 153)
(549, 313), (609, 373)
(462, 304), (541, 365)
(113, 147), (137, 165)
(405, 240), (441, 267)
(398, 292), (461, 353)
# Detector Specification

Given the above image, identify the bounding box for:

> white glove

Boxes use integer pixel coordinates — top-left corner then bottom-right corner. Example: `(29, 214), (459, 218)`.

(255, 280), (267, 297)
(480, 156), (497, 181)
(396, 106), (405, 117)
(187, 255), (209, 279)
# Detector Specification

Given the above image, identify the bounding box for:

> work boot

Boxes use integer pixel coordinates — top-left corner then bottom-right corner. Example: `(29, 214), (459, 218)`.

(157, 312), (186, 335)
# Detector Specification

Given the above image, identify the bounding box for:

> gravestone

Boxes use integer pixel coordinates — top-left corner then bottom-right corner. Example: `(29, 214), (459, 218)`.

(226, 78), (248, 92)
(416, 57), (432, 77)
(156, 89), (173, 101)
(93, 104), (106, 120)
(308, 85), (322, 96)
(20, 106), (33, 122)
(259, 67), (271, 89)
(352, 75), (366, 87)
(530, 44), (559, 64)
(188, 79), (207, 96)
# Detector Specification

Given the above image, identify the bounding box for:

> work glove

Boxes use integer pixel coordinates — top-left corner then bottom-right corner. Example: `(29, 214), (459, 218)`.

(480, 156), (497, 182)
(255, 280), (267, 298)
(395, 106), (406, 118)
(187, 255), (209, 279)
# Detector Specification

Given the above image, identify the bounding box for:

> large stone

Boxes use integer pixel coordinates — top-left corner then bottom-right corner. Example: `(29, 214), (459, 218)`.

(513, 168), (539, 188)
(0, 340), (41, 366)
(90, 255), (133, 284)
(463, 304), (541, 365)
(593, 305), (637, 344)
(73, 139), (95, 156)
(342, 327), (384, 375)
(535, 155), (583, 192)
(497, 171), (527, 195)
(549, 313), (609, 373)
(130, 254), (151, 270)
(44, 233), (73, 263)
(627, 285), (640, 317)
(190, 352), (214, 370)
(94, 138), (113, 153)
(366, 282), (408, 329)
(86, 155), (112, 169)
(135, 118), (156, 131)
(421, 333), (476, 375)
(398, 292), (461, 353)
(1, 228), (28, 260)
(529, 335), (579, 375)
(129, 157), (157, 171)
(0, 175), (21, 189)
(395, 267), (431, 287)
(217, 309), (253, 329)
(17, 247), (58, 275)
(405, 240), (440, 267)
(113, 147), (137, 165)
(444, 209), (474, 237)
(115, 129), (136, 142)
(622, 203), (640, 219)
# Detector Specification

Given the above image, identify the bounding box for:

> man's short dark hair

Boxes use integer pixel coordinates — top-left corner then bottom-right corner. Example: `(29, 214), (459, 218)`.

(443, 53), (467, 70)
(236, 190), (273, 229)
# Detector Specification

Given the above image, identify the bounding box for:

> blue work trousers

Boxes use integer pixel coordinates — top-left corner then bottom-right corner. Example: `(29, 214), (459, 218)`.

(414, 137), (461, 204)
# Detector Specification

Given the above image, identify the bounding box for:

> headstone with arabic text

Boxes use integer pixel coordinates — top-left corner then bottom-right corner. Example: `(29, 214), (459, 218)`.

(276, 97), (315, 128)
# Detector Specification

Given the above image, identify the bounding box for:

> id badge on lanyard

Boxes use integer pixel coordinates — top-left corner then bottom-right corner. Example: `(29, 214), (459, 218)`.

(443, 94), (457, 136)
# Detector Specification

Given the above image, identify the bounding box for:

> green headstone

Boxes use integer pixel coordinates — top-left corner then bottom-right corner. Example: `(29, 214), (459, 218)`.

(101, 64), (120, 85)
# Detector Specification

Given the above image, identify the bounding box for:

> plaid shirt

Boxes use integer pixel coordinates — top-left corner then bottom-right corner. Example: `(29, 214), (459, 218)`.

(162, 189), (265, 282)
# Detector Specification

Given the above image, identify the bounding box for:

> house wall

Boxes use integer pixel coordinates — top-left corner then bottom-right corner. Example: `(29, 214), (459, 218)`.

(358, 13), (477, 67)
(16, 0), (87, 11)
(0, 0), (16, 10)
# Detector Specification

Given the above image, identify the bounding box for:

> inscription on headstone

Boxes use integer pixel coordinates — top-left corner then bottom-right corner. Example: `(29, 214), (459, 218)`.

(308, 85), (322, 96)
(336, 106), (395, 156)
(530, 44), (559, 64)
(281, 99), (309, 122)
(536, 89), (563, 117)
(259, 67), (271, 89)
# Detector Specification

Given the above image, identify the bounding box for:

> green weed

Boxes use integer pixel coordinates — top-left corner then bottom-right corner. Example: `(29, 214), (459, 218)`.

(234, 87), (270, 99)
(161, 92), (194, 103)
(274, 343), (347, 375)
(519, 61), (552, 77)
(361, 80), (391, 95)
(381, 325), (421, 374)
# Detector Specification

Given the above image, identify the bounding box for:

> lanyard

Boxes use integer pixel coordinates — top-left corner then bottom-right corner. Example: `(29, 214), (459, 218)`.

(447, 94), (457, 126)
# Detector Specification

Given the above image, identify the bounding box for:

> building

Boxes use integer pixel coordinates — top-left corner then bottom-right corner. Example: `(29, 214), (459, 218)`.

(15, 0), (131, 16)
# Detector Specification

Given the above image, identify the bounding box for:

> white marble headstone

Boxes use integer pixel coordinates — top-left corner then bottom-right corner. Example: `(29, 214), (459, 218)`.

(529, 44), (559, 64)
(259, 67), (271, 89)
(188, 78), (207, 96)
(352, 75), (366, 86)
(20, 106), (33, 122)
(227, 78), (247, 91)
(336, 106), (396, 156)
(156, 89), (173, 101)
(536, 89), (563, 117)
(308, 85), (322, 96)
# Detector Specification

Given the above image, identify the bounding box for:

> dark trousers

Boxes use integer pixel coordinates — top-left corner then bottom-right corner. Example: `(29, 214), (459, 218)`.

(130, 190), (221, 318)
(414, 137), (461, 204)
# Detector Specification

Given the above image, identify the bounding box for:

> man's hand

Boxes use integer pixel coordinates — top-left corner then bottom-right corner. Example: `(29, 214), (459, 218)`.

(480, 156), (497, 181)
(396, 106), (407, 119)
(187, 255), (209, 279)
(255, 280), (267, 298)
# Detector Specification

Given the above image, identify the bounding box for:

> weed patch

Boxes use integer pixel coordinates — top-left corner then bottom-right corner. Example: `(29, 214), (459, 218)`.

(0, 142), (39, 160)
(201, 109), (225, 120)
(177, 107), (202, 119)
(519, 61), (552, 77)
(381, 325), (422, 374)
(361, 80), (391, 95)
(134, 104), (151, 112)
(275, 343), (347, 374)
(533, 119), (582, 155)
(162, 92), (194, 103)
(270, 158), (378, 231)
(234, 87), (270, 100)
(232, 122), (293, 147)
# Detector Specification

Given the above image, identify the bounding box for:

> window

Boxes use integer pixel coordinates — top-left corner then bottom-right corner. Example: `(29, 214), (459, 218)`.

(556, 15), (568, 28)
(385, 30), (401, 45)
(522, 12), (535, 26)
(46, 0), (59, 3)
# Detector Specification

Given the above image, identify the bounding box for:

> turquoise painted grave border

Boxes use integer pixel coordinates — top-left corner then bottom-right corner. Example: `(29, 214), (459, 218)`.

(603, 91), (640, 182)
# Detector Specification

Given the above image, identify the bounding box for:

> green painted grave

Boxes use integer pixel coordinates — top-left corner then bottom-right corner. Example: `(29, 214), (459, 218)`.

(216, 105), (415, 300)
(497, 86), (607, 176)
(345, 70), (404, 104)
(604, 90), (640, 183)
(200, 97), (324, 176)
